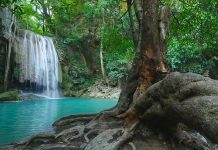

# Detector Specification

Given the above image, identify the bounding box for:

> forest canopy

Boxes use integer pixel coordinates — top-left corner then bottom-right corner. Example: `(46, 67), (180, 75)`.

(1, 0), (218, 94)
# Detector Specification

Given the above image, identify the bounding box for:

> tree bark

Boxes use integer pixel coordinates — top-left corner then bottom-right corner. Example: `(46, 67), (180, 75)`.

(117, 0), (169, 115)
(80, 34), (98, 76)
(37, 0), (54, 33)
(135, 0), (167, 96)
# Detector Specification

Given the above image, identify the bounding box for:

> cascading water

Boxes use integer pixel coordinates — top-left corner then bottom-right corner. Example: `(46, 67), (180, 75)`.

(14, 30), (61, 98)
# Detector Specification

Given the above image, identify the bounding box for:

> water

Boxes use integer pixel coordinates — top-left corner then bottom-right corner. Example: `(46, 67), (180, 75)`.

(0, 98), (117, 145)
(14, 30), (61, 98)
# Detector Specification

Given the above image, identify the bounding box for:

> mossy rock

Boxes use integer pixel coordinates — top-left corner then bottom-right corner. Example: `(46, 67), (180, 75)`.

(0, 90), (20, 101)
(63, 89), (87, 97)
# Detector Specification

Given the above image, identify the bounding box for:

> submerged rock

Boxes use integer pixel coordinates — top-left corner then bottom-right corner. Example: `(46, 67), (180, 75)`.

(19, 93), (46, 100)
(0, 90), (20, 101)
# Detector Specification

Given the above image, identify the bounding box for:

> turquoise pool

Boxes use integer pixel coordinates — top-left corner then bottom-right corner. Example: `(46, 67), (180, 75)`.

(0, 98), (117, 145)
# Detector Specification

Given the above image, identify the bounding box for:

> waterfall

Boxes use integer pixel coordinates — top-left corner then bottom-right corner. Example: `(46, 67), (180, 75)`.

(14, 30), (61, 98)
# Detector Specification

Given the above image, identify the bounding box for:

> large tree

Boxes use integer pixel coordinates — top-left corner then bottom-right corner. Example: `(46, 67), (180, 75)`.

(117, 0), (170, 115)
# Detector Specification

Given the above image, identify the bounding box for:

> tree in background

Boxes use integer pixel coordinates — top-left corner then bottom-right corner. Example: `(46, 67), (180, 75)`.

(0, 0), (135, 94)
(165, 0), (218, 78)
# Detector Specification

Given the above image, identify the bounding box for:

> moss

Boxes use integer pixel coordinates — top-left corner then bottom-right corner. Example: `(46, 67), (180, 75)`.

(0, 90), (20, 101)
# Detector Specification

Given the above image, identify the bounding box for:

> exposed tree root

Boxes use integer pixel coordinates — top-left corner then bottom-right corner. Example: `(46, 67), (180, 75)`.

(53, 114), (95, 132)
(5, 72), (218, 150)
(84, 129), (103, 142)
(55, 125), (85, 143)
(128, 142), (137, 150)
(14, 133), (56, 149)
(119, 72), (218, 146)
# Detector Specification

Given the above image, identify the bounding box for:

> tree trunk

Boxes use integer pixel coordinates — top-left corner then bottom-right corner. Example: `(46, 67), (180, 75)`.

(127, 0), (138, 48)
(38, 0), (54, 33)
(135, 0), (167, 97)
(80, 34), (98, 76)
(117, 0), (169, 114)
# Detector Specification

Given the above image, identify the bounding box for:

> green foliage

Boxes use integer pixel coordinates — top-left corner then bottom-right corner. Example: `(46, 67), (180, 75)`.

(52, 0), (135, 87)
(0, 0), (20, 8)
(165, 0), (218, 76)
(4, 0), (218, 93)
(103, 26), (135, 81)
(106, 60), (130, 81)
(61, 52), (98, 94)
(0, 90), (20, 101)
(16, 2), (43, 34)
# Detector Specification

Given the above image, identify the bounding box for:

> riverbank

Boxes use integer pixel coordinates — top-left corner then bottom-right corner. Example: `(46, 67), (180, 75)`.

(81, 80), (121, 99)
(0, 90), (20, 101)
(65, 80), (121, 99)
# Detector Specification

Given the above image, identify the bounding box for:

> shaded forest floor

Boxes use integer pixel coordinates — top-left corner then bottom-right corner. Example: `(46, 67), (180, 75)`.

(80, 80), (121, 99)
(64, 78), (121, 99)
